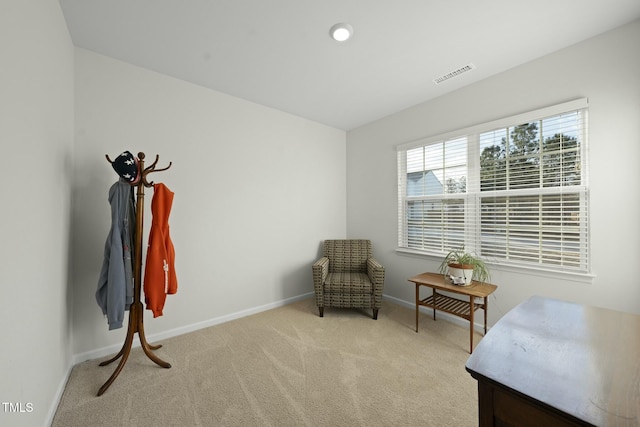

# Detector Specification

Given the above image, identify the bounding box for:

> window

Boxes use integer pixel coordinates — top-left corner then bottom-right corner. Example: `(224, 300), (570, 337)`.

(397, 99), (589, 275)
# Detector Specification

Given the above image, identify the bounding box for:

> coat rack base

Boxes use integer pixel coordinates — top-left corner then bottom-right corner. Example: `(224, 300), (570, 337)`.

(97, 301), (171, 396)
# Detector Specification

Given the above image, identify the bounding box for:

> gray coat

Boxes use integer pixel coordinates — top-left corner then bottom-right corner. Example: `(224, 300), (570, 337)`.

(96, 180), (135, 330)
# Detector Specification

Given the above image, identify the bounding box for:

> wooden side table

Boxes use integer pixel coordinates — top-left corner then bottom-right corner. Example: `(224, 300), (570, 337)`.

(408, 272), (497, 353)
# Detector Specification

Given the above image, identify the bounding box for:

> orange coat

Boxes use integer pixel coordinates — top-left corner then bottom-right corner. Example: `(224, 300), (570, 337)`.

(144, 183), (177, 317)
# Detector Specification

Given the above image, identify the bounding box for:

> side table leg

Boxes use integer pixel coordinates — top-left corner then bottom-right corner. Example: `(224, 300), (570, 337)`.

(469, 297), (475, 354)
(432, 289), (436, 320)
(484, 296), (488, 335)
(415, 284), (419, 333)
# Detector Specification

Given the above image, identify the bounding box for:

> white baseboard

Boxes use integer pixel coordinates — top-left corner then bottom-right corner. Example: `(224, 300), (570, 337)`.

(46, 360), (74, 427)
(72, 292), (485, 365)
(71, 292), (315, 365)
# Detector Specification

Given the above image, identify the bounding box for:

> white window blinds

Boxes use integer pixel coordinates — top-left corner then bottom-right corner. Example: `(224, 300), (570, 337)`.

(397, 99), (589, 274)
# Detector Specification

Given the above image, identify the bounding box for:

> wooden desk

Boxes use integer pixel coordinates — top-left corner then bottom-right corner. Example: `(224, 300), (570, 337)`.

(466, 296), (640, 426)
(408, 272), (497, 354)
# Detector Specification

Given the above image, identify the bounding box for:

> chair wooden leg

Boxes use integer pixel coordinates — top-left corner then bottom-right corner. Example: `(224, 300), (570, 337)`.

(319, 307), (324, 317)
(373, 309), (379, 320)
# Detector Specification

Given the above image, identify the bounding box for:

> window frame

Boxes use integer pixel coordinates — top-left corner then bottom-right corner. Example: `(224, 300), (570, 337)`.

(396, 98), (592, 279)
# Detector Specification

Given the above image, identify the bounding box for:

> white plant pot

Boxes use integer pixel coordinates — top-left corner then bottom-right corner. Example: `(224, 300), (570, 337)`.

(448, 264), (474, 286)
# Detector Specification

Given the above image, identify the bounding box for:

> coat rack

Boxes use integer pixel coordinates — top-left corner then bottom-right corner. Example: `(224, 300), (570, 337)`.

(98, 152), (172, 396)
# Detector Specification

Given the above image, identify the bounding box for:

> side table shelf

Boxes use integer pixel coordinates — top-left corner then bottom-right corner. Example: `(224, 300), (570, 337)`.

(420, 292), (486, 322)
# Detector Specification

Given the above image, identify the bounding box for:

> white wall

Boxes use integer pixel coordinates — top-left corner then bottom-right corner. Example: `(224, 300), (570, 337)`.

(347, 19), (640, 323)
(0, 1), (75, 427)
(72, 49), (347, 357)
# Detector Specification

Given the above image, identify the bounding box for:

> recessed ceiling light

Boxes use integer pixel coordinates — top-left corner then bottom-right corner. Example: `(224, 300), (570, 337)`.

(330, 23), (353, 42)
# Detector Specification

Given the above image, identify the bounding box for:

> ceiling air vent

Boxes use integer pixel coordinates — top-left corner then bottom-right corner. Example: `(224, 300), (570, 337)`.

(433, 63), (476, 84)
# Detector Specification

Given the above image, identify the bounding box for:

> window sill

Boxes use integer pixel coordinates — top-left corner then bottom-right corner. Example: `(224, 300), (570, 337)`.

(395, 247), (596, 284)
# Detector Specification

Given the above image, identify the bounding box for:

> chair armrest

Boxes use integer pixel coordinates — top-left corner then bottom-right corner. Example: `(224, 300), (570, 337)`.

(312, 257), (329, 294)
(367, 258), (385, 294)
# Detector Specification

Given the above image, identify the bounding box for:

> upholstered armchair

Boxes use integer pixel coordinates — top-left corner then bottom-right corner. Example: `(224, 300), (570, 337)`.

(312, 239), (385, 319)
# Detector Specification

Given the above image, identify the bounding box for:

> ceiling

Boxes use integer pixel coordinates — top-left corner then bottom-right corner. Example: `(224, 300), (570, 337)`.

(59, 1), (640, 131)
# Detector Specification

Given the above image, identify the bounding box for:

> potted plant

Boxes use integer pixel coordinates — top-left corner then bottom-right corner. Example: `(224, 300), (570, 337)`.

(438, 248), (490, 285)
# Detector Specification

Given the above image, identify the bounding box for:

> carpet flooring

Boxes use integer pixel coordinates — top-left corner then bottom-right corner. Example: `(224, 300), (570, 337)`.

(52, 298), (480, 426)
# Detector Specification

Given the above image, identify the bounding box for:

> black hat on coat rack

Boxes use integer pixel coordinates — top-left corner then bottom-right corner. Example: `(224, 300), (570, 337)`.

(110, 150), (140, 183)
